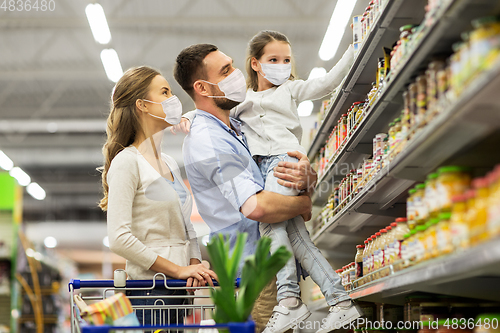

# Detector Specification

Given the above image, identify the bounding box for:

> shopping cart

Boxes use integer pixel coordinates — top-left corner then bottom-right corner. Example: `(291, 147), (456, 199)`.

(69, 273), (254, 333)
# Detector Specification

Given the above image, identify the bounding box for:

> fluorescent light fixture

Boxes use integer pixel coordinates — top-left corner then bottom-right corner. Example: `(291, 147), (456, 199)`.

(9, 167), (30, 186)
(298, 100), (314, 117)
(308, 67), (327, 80)
(27, 182), (46, 200)
(319, 0), (357, 61)
(44, 236), (57, 248)
(0, 150), (14, 171)
(101, 49), (123, 83)
(85, 3), (111, 44)
(103, 236), (110, 247)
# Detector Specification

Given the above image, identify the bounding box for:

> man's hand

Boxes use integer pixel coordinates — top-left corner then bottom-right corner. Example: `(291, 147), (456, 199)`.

(273, 151), (317, 192)
(169, 118), (191, 135)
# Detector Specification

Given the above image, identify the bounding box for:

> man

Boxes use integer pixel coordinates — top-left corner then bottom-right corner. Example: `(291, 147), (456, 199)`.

(173, 44), (316, 332)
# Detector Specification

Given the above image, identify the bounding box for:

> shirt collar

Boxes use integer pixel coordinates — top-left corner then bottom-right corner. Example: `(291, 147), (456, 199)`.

(195, 109), (243, 136)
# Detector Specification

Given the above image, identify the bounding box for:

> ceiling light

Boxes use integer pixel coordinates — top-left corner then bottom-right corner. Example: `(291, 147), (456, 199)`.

(44, 236), (57, 248)
(319, 0), (357, 61)
(103, 236), (110, 247)
(100, 49), (123, 83)
(27, 182), (46, 200)
(9, 167), (30, 186)
(298, 100), (314, 117)
(85, 3), (111, 44)
(0, 150), (14, 171)
(308, 67), (327, 80)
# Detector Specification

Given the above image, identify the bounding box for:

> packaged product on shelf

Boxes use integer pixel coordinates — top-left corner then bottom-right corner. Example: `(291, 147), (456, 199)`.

(425, 173), (440, 218)
(409, 82), (419, 130)
(414, 184), (427, 226)
(416, 74), (428, 127)
(488, 165), (500, 237)
(355, 244), (365, 279)
(450, 194), (469, 250)
(390, 218), (411, 266)
(376, 57), (386, 89)
(372, 231), (383, 279)
(470, 16), (500, 73)
(408, 229), (418, 265)
(349, 262), (356, 288)
(426, 59), (447, 121)
(401, 233), (411, 268)
(424, 218), (439, 260)
(415, 225), (427, 263)
(353, 15), (362, 46)
(436, 212), (453, 256)
(470, 177), (489, 245)
(436, 166), (471, 213)
(393, 117), (404, 155)
(407, 188), (417, 229)
(365, 6), (371, 36)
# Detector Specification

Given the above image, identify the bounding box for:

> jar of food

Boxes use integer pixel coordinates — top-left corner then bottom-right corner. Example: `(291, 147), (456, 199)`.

(393, 117), (403, 155)
(375, 133), (387, 158)
(356, 168), (364, 193)
(460, 32), (472, 86)
(436, 166), (471, 213)
(436, 212), (453, 256)
(407, 188), (417, 229)
(471, 177), (489, 245)
(357, 102), (365, 123)
(450, 194), (469, 251)
(415, 225), (427, 263)
(424, 218), (439, 260)
(401, 233), (411, 269)
(377, 57), (386, 88)
(363, 159), (373, 182)
(470, 16), (500, 73)
(400, 25), (415, 59)
(365, 7), (371, 33)
(361, 15), (367, 41)
(382, 136), (389, 163)
(426, 60), (446, 121)
(414, 183), (428, 226)
(401, 91), (412, 140)
(450, 42), (464, 96)
(355, 244), (365, 279)
(416, 75), (428, 127)
(437, 67), (449, 104)
(425, 173), (440, 218)
(409, 82), (418, 129)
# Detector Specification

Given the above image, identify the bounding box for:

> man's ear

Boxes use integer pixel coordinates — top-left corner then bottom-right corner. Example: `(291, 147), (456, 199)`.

(193, 80), (210, 97)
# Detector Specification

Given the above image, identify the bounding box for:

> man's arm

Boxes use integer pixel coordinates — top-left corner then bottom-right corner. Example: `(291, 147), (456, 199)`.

(240, 190), (312, 223)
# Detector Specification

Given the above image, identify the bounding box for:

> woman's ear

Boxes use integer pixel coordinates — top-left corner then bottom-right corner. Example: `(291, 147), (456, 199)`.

(250, 57), (260, 73)
(136, 99), (148, 113)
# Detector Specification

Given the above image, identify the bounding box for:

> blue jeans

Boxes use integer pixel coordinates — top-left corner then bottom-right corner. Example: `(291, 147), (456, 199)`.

(126, 288), (187, 331)
(256, 154), (350, 306)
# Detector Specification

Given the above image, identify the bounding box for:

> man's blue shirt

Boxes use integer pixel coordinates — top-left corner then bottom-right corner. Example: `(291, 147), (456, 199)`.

(183, 109), (264, 263)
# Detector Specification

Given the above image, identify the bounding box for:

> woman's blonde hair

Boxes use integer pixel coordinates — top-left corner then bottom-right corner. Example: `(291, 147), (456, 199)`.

(245, 30), (297, 91)
(98, 66), (160, 211)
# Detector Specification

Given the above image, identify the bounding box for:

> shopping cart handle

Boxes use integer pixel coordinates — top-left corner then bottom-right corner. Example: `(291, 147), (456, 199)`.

(69, 278), (240, 290)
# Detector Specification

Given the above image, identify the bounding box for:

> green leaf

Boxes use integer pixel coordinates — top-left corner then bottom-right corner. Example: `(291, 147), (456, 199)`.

(207, 232), (292, 324)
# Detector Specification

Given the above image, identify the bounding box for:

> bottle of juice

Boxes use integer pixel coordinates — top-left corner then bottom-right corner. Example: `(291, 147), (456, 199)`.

(363, 238), (372, 280)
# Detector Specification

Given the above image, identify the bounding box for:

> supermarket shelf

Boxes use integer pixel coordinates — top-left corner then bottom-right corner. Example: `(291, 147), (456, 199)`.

(310, 0), (500, 206)
(312, 57), (500, 255)
(307, 0), (427, 160)
(348, 237), (500, 304)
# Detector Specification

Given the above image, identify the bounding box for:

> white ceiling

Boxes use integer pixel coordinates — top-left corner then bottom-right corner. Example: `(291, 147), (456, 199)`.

(0, 0), (358, 227)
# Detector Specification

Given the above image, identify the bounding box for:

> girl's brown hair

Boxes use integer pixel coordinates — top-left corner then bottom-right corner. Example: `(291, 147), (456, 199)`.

(98, 66), (160, 211)
(245, 30), (297, 91)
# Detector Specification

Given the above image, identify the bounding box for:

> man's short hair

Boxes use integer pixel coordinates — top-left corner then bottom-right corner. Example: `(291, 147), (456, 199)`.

(173, 44), (218, 99)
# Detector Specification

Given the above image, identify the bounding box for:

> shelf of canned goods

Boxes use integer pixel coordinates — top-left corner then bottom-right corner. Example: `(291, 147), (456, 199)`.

(307, 0), (500, 269)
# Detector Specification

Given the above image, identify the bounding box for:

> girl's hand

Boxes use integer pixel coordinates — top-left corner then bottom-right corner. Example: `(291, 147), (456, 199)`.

(178, 264), (218, 287)
(169, 118), (191, 135)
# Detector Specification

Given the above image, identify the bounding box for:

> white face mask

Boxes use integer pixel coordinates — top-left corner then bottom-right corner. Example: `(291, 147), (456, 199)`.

(201, 68), (247, 103)
(143, 95), (183, 125)
(259, 62), (292, 86)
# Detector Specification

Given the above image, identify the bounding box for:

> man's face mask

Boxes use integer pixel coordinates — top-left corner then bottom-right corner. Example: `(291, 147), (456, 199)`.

(200, 68), (247, 103)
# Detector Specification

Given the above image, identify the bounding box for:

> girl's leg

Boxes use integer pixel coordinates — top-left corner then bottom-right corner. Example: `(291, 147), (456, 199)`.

(287, 216), (351, 306)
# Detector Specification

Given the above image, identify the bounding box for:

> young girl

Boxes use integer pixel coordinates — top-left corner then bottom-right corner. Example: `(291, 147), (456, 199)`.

(99, 66), (217, 326)
(176, 31), (361, 333)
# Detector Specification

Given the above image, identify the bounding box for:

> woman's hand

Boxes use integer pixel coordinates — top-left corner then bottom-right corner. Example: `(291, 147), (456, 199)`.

(178, 263), (217, 287)
(169, 118), (191, 135)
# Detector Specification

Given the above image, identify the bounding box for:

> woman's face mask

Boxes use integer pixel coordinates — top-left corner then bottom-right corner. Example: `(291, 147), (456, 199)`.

(143, 95), (183, 125)
(200, 68), (247, 103)
(259, 62), (292, 86)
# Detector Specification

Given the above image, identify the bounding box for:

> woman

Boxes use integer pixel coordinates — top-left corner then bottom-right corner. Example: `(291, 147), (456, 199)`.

(98, 66), (217, 325)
